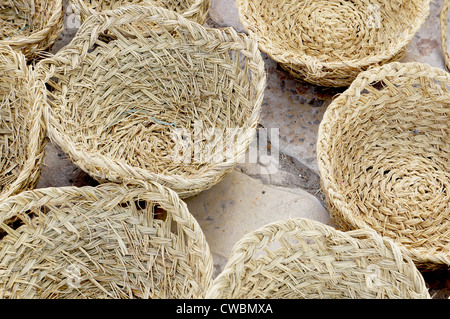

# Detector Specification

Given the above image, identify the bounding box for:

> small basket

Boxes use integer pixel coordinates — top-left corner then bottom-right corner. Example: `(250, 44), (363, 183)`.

(0, 44), (46, 202)
(36, 5), (265, 199)
(0, 0), (64, 59)
(70, 0), (210, 26)
(317, 62), (450, 270)
(236, 0), (430, 87)
(0, 182), (213, 299)
(206, 218), (430, 299)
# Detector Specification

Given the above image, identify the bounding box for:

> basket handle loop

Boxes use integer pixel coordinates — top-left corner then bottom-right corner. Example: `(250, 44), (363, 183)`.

(440, 0), (450, 71)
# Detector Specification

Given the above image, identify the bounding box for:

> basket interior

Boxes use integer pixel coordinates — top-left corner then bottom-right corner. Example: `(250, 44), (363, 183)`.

(0, 0), (52, 40)
(81, 0), (198, 15)
(326, 74), (449, 257)
(0, 188), (206, 298)
(46, 23), (259, 176)
(240, 0), (425, 63)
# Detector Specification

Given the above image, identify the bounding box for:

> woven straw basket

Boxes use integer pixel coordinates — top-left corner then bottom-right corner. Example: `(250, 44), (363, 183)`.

(236, 0), (430, 87)
(317, 62), (450, 271)
(0, 182), (213, 298)
(441, 0), (450, 70)
(70, 0), (210, 25)
(206, 218), (430, 299)
(0, 0), (64, 59)
(0, 44), (46, 203)
(36, 5), (266, 199)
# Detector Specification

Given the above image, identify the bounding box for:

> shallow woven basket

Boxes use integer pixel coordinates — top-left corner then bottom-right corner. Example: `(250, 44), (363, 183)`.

(0, 0), (64, 59)
(206, 218), (430, 299)
(0, 182), (213, 299)
(236, 0), (430, 87)
(0, 44), (46, 203)
(441, 0), (450, 70)
(36, 5), (265, 199)
(317, 62), (450, 271)
(70, 0), (210, 25)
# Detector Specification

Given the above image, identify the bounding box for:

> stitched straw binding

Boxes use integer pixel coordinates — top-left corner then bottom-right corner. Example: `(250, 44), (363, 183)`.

(0, 0), (64, 59)
(206, 218), (431, 299)
(36, 5), (266, 199)
(0, 44), (46, 202)
(0, 182), (213, 298)
(236, 0), (430, 87)
(70, 0), (210, 25)
(317, 62), (450, 270)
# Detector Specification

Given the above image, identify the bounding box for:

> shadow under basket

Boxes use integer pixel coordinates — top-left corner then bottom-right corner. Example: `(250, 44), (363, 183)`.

(317, 62), (450, 271)
(206, 218), (430, 299)
(0, 44), (46, 202)
(36, 5), (266, 199)
(236, 0), (430, 87)
(0, 182), (213, 299)
(0, 0), (63, 60)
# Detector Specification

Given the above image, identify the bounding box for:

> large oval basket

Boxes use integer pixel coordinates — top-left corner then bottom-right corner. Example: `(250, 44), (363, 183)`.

(0, 182), (213, 299)
(236, 0), (430, 87)
(206, 218), (430, 299)
(70, 0), (210, 25)
(36, 5), (266, 198)
(317, 62), (450, 270)
(0, 0), (64, 59)
(0, 45), (46, 202)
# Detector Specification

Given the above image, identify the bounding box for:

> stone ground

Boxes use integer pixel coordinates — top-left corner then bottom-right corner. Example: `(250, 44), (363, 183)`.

(36, 0), (449, 298)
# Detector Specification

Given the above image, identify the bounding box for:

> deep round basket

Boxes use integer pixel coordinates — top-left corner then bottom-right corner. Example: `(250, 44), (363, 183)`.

(36, 5), (266, 198)
(0, 44), (46, 202)
(236, 0), (430, 87)
(0, 0), (63, 59)
(0, 182), (213, 299)
(206, 218), (430, 299)
(317, 62), (450, 270)
(70, 0), (210, 25)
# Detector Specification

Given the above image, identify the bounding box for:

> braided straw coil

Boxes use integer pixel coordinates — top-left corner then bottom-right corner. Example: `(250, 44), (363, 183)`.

(236, 0), (430, 87)
(317, 62), (450, 270)
(0, 182), (213, 299)
(0, 44), (46, 203)
(0, 0), (63, 59)
(70, 0), (210, 25)
(206, 218), (430, 299)
(441, 0), (450, 70)
(36, 5), (266, 199)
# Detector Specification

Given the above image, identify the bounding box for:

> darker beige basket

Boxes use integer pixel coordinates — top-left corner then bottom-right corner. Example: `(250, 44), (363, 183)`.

(36, 5), (266, 199)
(236, 0), (430, 87)
(0, 0), (64, 59)
(0, 182), (213, 299)
(70, 0), (210, 25)
(317, 62), (450, 271)
(0, 44), (46, 203)
(206, 218), (431, 299)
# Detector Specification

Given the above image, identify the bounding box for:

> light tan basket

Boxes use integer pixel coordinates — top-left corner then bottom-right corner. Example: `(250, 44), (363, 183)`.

(236, 0), (430, 87)
(206, 218), (431, 299)
(440, 0), (450, 70)
(36, 5), (266, 199)
(0, 181), (213, 299)
(70, 0), (210, 25)
(317, 62), (450, 270)
(0, 0), (64, 59)
(0, 44), (46, 203)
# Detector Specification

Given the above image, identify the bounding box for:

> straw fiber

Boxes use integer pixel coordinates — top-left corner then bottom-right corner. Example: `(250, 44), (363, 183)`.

(36, 5), (266, 198)
(236, 0), (430, 87)
(0, 0), (64, 59)
(317, 62), (450, 270)
(0, 44), (46, 203)
(206, 218), (431, 299)
(0, 182), (213, 298)
(70, 0), (210, 25)
(441, 0), (450, 70)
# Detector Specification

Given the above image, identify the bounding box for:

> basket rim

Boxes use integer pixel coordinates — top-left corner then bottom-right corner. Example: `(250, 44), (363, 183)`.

(316, 61), (450, 267)
(236, 0), (430, 71)
(0, 44), (46, 202)
(206, 217), (431, 299)
(36, 5), (266, 197)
